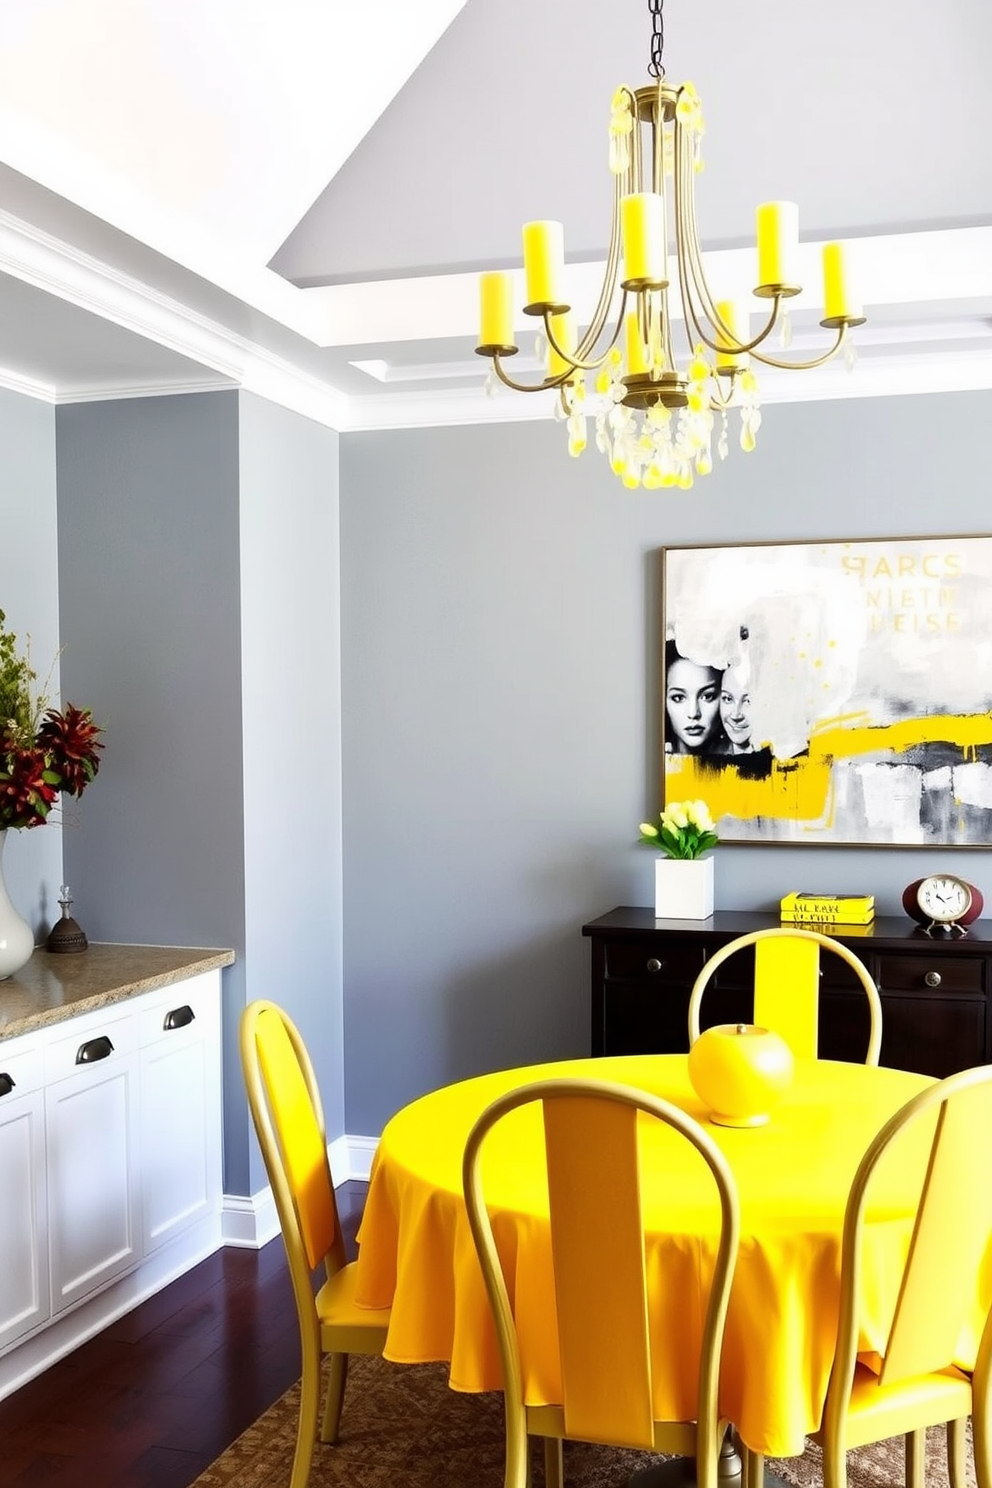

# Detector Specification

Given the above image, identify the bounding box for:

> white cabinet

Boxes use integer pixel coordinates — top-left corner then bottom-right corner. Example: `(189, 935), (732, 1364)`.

(44, 1005), (138, 1314)
(0, 962), (224, 1392)
(0, 1038), (49, 1352)
(136, 973), (222, 1255)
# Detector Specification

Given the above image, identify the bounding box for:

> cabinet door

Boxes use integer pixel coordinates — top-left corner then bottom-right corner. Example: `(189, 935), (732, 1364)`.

(601, 981), (694, 1055)
(45, 1025), (138, 1315)
(0, 1065), (49, 1352)
(876, 994), (986, 1077)
(137, 978), (221, 1254)
(596, 939), (710, 1055)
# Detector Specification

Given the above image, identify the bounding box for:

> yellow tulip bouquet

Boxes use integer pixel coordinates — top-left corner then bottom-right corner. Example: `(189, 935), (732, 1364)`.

(639, 799), (718, 859)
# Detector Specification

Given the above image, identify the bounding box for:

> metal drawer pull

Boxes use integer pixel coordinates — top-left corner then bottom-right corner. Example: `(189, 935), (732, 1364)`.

(646, 958), (664, 973)
(76, 1035), (114, 1064)
(0, 1072), (15, 1097)
(164, 1004), (195, 1031)
(924, 971), (942, 988)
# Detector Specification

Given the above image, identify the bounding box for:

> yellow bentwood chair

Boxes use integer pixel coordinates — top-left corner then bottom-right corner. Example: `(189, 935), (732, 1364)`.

(239, 1001), (390, 1488)
(462, 1077), (741, 1488)
(741, 1062), (992, 1488)
(687, 927), (883, 1064)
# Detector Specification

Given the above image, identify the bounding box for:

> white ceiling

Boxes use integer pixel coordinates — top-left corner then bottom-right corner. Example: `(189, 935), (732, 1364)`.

(0, 0), (989, 432)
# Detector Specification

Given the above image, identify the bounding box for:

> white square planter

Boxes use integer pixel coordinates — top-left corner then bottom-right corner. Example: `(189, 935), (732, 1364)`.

(654, 855), (714, 920)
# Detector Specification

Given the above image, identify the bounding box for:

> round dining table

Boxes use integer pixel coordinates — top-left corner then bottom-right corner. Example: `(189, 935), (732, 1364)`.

(352, 1053), (971, 1458)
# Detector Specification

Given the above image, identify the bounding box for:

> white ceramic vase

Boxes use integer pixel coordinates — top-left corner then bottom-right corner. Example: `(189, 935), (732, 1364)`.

(654, 854), (714, 920)
(0, 830), (36, 981)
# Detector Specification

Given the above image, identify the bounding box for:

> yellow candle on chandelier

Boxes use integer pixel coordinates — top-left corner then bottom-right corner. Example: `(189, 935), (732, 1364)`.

(756, 201), (799, 288)
(625, 312), (649, 374)
(523, 220), (564, 307)
(547, 310), (578, 379)
(478, 271), (514, 348)
(715, 300), (749, 370)
(621, 192), (665, 284)
(822, 242), (861, 321)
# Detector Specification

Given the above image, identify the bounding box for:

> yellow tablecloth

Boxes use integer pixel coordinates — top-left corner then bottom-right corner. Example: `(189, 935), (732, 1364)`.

(353, 1054), (975, 1456)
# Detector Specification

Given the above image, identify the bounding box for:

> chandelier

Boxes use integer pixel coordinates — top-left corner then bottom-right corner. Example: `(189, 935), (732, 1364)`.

(475, 0), (866, 490)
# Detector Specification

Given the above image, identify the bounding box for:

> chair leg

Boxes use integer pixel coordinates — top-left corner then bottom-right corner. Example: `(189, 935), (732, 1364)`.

(974, 1406), (992, 1488)
(292, 1336), (322, 1488)
(947, 1417), (968, 1488)
(320, 1352), (348, 1444)
(822, 1439), (848, 1488)
(905, 1428), (926, 1488)
(741, 1445), (765, 1488)
(542, 1435), (563, 1488)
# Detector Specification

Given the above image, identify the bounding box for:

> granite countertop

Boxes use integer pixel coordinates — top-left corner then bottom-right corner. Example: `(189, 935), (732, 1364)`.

(0, 943), (235, 1040)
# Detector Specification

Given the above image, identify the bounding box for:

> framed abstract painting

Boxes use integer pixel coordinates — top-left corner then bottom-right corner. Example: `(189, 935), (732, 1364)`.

(661, 534), (992, 846)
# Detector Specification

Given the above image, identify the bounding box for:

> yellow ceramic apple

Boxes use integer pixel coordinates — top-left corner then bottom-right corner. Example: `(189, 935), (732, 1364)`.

(688, 1023), (794, 1128)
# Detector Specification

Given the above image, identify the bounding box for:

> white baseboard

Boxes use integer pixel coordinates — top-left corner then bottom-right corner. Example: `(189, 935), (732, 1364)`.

(221, 1132), (379, 1250)
(221, 1189), (280, 1249)
(340, 1133), (378, 1182)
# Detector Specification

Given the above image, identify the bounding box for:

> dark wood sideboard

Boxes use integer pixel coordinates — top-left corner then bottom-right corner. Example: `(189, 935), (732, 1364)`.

(582, 907), (992, 1078)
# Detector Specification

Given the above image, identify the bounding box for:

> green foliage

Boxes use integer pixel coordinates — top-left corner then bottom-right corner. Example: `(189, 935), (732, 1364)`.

(0, 608), (41, 744)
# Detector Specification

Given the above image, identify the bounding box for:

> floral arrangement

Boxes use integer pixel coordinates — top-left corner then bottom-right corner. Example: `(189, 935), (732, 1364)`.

(0, 609), (103, 830)
(639, 799), (718, 860)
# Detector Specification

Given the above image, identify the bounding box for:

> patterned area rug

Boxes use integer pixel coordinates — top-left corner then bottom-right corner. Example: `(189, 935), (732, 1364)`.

(191, 1352), (976, 1488)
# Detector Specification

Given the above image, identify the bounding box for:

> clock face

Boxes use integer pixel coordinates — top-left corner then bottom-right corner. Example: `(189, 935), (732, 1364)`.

(916, 875), (972, 923)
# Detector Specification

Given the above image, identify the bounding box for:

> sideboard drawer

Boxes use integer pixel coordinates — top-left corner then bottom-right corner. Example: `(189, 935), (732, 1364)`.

(604, 941), (705, 984)
(878, 955), (984, 995)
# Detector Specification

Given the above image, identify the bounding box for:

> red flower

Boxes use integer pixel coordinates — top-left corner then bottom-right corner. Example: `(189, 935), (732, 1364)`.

(0, 746), (60, 828)
(37, 704), (104, 797)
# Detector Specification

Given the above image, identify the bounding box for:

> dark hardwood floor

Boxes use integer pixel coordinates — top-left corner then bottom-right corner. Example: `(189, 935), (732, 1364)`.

(0, 1181), (368, 1488)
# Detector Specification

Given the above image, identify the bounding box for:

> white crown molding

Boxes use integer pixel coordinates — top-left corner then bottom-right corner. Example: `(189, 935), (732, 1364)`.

(0, 207), (350, 426)
(0, 362), (57, 402)
(57, 376), (237, 405)
(336, 345), (992, 433)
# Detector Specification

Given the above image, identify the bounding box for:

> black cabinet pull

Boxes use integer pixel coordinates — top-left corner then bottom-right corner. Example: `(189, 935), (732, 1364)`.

(163, 1004), (195, 1031)
(76, 1035), (114, 1065)
(646, 958), (664, 973)
(0, 1072), (15, 1097)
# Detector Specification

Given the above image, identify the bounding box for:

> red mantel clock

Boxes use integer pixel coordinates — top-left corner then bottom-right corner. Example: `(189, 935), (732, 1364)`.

(902, 875), (984, 935)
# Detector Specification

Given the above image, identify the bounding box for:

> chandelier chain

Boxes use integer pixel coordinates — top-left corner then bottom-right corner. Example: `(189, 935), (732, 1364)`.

(647, 0), (665, 78)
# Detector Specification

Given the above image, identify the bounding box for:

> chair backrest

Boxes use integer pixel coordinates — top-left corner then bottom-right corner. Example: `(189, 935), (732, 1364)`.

(687, 927), (883, 1064)
(462, 1077), (739, 1488)
(821, 1062), (992, 1446)
(240, 1001), (347, 1321)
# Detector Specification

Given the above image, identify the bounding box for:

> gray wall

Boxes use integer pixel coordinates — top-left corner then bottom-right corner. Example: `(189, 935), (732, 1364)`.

(0, 389), (65, 934)
(340, 390), (992, 1136)
(238, 392), (342, 1189)
(56, 392), (250, 1185)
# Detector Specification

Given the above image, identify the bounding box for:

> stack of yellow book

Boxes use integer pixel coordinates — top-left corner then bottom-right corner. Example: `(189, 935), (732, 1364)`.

(780, 892), (875, 927)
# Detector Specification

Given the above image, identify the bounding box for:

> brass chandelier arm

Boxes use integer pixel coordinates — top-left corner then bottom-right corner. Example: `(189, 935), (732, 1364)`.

(489, 353), (574, 395)
(705, 373), (740, 412)
(547, 297), (627, 372)
(673, 116), (852, 371)
(741, 323), (849, 371)
(575, 100), (636, 363)
(673, 120), (780, 357)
